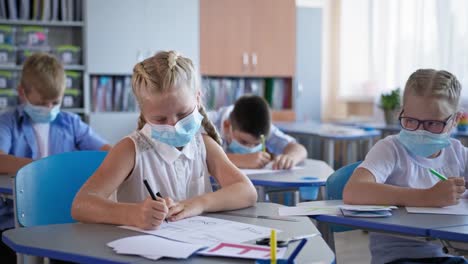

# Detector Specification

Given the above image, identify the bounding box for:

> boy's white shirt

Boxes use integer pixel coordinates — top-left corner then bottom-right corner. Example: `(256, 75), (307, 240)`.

(117, 124), (212, 204)
(31, 123), (50, 158)
(359, 135), (468, 264)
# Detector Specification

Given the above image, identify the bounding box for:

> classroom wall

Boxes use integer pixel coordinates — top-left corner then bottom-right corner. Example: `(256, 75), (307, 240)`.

(295, 7), (322, 122)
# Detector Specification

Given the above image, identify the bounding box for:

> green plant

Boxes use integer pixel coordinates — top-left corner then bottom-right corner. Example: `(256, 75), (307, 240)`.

(380, 88), (401, 110)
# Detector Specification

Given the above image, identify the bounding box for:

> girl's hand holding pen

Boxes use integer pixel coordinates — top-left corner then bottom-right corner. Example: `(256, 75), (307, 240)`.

(132, 196), (169, 230)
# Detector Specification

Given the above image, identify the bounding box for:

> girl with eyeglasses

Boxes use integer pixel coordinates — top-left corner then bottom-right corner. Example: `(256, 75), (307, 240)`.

(343, 69), (468, 264)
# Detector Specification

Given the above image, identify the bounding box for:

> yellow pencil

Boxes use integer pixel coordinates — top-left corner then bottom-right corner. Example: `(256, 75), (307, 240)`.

(270, 229), (277, 264)
(261, 134), (266, 152)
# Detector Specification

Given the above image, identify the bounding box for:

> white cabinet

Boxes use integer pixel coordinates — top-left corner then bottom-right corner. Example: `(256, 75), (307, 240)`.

(86, 0), (199, 75)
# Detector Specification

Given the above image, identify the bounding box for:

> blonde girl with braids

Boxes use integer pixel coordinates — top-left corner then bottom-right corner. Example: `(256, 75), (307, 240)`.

(344, 69), (468, 264)
(72, 51), (257, 229)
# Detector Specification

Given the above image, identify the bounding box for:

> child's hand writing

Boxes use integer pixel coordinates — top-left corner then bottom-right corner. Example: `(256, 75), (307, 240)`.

(166, 198), (204, 222)
(131, 196), (168, 230)
(426, 177), (465, 207)
(240, 152), (271, 169)
(272, 154), (296, 170)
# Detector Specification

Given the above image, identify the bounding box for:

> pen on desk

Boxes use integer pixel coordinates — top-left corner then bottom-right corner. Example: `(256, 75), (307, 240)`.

(286, 239), (308, 263)
(261, 134), (266, 152)
(429, 168), (448, 181)
(290, 233), (319, 241)
(270, 229), (277, 264)
(143, 179), (168, 223)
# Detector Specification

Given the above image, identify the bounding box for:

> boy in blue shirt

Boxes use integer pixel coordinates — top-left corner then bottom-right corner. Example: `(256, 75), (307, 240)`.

(208, 95), (307, 170)
(0, 53), (110, 262)
(0, 53), (110, 174)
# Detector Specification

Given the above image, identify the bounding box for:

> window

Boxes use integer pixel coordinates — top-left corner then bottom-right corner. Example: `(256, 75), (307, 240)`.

(339, 0), (468, 100)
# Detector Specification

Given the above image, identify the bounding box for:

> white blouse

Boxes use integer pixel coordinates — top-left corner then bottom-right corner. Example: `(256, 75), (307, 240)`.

(117, 124), (212, 203)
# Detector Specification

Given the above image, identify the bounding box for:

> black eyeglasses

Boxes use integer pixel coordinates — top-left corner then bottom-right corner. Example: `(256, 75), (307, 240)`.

(399, 111), (454, 134)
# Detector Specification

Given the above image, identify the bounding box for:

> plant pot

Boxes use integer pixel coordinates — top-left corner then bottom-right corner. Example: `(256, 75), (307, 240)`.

(384, 109), (399, 125)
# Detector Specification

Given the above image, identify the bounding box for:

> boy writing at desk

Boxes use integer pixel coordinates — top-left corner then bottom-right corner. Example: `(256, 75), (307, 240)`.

(208, 95), (307, 170)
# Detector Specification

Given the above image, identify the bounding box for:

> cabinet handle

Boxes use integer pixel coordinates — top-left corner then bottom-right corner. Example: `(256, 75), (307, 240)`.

(251, 53), (257, 71)
(242, 52), (249, 72)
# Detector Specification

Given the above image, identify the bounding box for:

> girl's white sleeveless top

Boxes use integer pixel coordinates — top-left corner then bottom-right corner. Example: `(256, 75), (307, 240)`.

(117, 124), (212, 203)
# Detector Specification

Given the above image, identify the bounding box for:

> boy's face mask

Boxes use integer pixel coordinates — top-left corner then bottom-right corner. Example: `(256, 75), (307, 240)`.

(228, 138), (263, 154)
(21, 86), (62, 123)
(226, 124), (263, 154)
(149, 107), (203, 147)
(24, 101), (61, 123)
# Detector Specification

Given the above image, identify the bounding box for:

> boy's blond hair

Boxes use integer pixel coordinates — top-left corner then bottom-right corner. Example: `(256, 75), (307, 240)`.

(132, 50), (222, 145)
(404, 69), (462, 112)
(20, 53), (66, 100)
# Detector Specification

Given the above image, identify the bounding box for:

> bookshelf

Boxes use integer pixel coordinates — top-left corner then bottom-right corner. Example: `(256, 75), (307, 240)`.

(89, 74), (138, 113)
(0, 0), (85, 114)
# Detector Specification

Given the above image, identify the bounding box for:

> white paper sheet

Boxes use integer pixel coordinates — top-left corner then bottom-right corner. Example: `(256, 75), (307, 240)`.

(339, 205), (397, 211)
(406, 199), (468, 215)
(278, 206), (340, 216)
(241, 162), (303, 175)
(107, 235), (204, 259)
(279, 203), (396, 216)
(198, 242), (287, 260)
(120, 216), (279, 246)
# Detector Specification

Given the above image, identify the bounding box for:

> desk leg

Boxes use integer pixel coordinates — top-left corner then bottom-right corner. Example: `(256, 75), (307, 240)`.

(318, 186), (327, 200)
(256, 186), (266, 202)
(293, 190), (300, 205)
(324, 139), (334, 169)
(346, 141), (357, 164)
(365, 137), (375, 154)
(317, 221), (335, 253)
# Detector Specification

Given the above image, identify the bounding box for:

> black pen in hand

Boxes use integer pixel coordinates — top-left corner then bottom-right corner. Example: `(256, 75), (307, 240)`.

(143, 179), (168, 223)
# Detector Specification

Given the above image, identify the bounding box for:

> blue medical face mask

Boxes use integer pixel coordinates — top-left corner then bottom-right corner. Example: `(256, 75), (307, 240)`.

(23, 101), (61, 123)
(149, 107), (203, 147)
(228, 138), (263, 154)
(397, 129), (451, 157)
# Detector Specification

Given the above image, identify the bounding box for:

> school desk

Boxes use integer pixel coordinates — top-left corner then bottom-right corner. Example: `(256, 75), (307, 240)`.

(308, 200), (468, 252)
(275, 121), (381, 169)
(430, 225), (468, 243)
(2, 203), (336, 264)
(246, 159), (334, 203)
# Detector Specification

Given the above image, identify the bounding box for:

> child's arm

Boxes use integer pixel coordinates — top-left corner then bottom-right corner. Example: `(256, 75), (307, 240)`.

(226, 152), (271, 169)
(271, 142), (307, 170)
(71, 138), (168, 230)
(167, 135), (257, 221)
(99, 144), (112, 151)
(343, 167), (466, 207)
(0, 152), (32, 174)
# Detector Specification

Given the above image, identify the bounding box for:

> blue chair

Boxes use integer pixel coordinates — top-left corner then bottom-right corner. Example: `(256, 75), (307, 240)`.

(15, 151), (107, 227)
(320, 161), (362, 251)
(326, 161), (362, 200)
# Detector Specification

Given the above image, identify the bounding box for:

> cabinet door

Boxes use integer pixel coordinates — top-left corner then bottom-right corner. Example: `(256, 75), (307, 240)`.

(200, 0), (252, 76)
(251, 0), (296, 77)
(143, 0), (199, 66)
(86, 0), (145, 74)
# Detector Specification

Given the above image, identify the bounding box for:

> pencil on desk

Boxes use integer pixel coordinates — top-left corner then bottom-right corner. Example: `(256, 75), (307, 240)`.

(270, 229), (277, 264)
(261, 134), (266, 152)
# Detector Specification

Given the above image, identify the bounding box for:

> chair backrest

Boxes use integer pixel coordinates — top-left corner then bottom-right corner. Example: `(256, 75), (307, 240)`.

(326, 161), (362, 200)
(15, 151), (107, 227)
